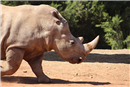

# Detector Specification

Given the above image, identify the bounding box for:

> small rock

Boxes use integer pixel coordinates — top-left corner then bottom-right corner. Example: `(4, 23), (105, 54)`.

(76, 73), (78, 76)
(23, 70), (27, 73)
(46, 72), (50, 74)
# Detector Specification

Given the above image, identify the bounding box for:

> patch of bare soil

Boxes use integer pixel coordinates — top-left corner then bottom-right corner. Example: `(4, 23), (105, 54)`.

(1, 49), (130, 87)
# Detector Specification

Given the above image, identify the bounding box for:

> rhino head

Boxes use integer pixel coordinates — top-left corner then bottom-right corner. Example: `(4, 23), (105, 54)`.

(50, 10), (99, 64)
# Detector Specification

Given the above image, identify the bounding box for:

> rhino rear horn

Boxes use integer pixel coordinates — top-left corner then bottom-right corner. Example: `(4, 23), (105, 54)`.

(83, 35), (99, 55)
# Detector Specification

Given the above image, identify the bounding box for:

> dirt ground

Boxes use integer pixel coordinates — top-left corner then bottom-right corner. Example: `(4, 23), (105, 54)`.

(1, 49), (130, 87)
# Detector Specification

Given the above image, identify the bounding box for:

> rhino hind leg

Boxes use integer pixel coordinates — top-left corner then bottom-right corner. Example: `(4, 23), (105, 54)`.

(1, 48), (25, 76)
(27, 54), (51, 83)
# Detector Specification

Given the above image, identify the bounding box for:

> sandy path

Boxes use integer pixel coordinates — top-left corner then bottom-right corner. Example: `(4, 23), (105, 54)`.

(1, 49), (130, 87)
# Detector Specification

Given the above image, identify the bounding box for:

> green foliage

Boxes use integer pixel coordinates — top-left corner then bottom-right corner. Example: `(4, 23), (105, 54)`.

(102, 1), (130, 49)
(124, 35), (130, 49)
(96, 15), (124, 49)
(59, 1), (85, 29)
(1, 1), (30, 6)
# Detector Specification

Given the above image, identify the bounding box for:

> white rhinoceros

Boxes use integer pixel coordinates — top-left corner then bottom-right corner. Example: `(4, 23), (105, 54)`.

(1, 4), (99, 83)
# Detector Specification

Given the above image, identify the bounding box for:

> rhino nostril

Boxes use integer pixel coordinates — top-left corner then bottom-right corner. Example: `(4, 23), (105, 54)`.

(79, 57), (82, 62)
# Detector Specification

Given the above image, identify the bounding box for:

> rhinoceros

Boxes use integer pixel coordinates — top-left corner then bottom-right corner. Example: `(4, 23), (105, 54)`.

(1, 4), (99, 83)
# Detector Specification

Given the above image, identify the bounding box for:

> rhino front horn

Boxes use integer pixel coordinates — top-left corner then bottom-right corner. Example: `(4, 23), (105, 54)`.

(83, 35), (99, 55)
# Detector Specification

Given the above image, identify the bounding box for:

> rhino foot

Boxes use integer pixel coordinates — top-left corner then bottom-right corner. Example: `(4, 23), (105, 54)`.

(27, 54), (52, 83)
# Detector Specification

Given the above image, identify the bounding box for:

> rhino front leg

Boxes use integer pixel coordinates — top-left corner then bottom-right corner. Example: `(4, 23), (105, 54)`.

(27, 54), (51, 83)
(1, 48), (25, 76)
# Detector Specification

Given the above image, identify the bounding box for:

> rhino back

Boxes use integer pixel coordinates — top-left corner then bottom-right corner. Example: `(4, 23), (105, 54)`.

(1, 5), (56, 60)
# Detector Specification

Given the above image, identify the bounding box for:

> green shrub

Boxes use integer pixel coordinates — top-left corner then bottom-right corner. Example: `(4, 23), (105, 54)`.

(124, 35), (130, 49)
(96, 15), (124, 49)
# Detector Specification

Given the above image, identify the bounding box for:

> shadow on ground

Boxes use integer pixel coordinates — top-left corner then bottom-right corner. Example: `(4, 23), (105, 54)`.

(43, 51), (130, 64)
(1, 76), (110, 85)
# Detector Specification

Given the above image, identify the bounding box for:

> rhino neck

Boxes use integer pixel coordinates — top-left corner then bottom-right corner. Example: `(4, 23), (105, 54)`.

(42, 30), (55, 52)
(44, 37), (53, 52)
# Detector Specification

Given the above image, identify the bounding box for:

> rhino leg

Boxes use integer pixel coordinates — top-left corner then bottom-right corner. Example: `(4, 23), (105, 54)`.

(27, 54), (51, 83)
(1, 48), (25, 76)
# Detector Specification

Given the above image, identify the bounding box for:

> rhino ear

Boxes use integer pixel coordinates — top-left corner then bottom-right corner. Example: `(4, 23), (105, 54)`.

(78, 37), (84, 43)
(51, 11), (61, 20)
(51, 10), (67, 25)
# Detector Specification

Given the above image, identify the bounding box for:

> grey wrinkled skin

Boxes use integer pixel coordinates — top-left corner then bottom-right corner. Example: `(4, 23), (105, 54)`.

(0, 4), (99, 83)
